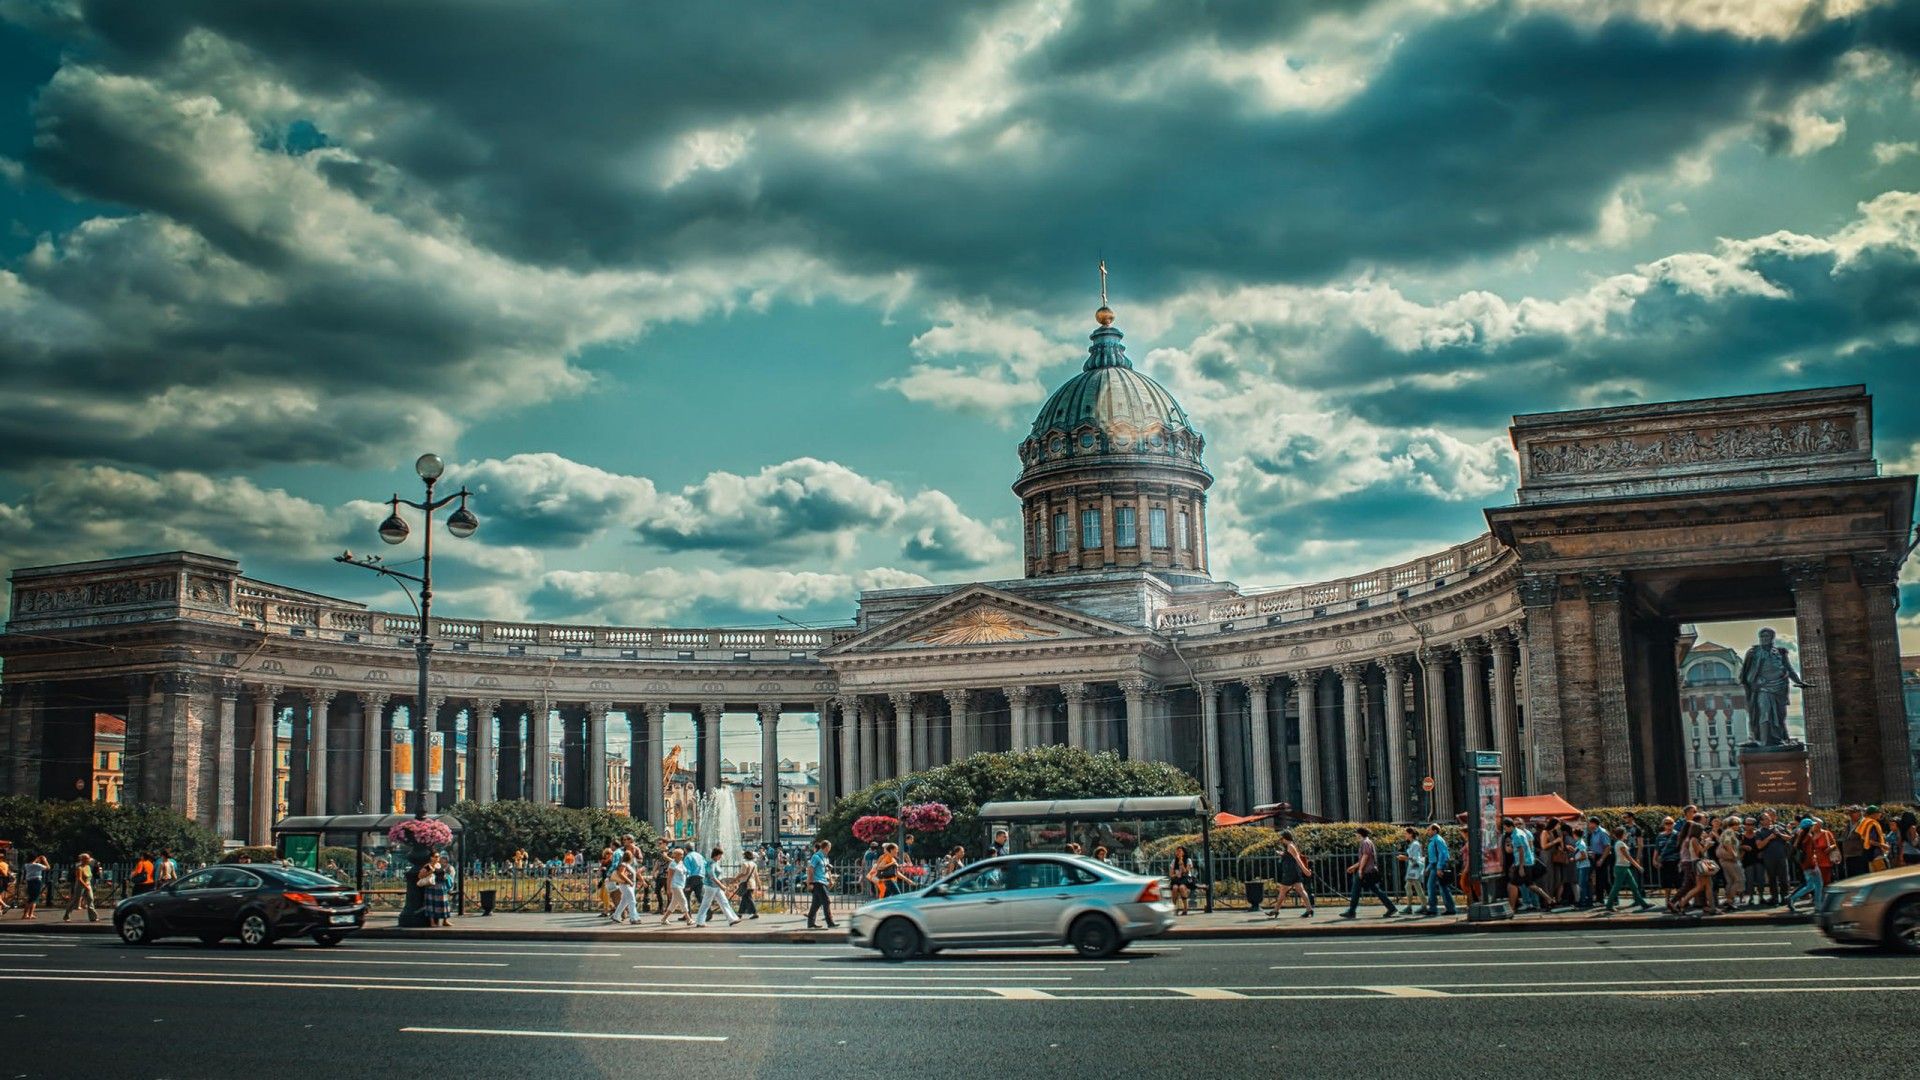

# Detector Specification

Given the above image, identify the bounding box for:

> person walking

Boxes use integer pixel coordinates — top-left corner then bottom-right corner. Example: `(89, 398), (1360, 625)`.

(129, 852), (155, 897)
(1339, 827), (1397, 919)
(660, 847), (691, 925)
(1717, 819), (1746, 911)
(648, 838), (671, 915)
(940, 847), (967, 878)
(1786, 818), (1833, 914)
(1605, 831), (1654, 912)
(732, 850), (761, 919)
(63, 853), (98, 922)
(0, 850), (11, 916)
(866, 842), (903, 900)
(608, 854), (639, 925)
(693, 846), (742, 927)
(1860, 807), (1891, 872)
(1422, 825), (1457, 917)
(1396, 826), (1428, 915)
(22, 855), (48, 919)
(1837, 807), (1867, 880)
(1568, 823), (1592, 909)
(1755, 812), (1791, 905)
(597, 844), (618, 918)
(682, 846), (708, 912)
(805, 840), (836, 930)
(1653, 816), (1680, 896)
(1269, 832), (1315, 919)
(1509, 819), (1555, 912)
(1897, 811), (1920, 869)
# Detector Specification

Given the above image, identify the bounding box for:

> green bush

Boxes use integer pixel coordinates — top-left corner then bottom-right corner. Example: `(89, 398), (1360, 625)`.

(444, 800), (657, 862)
(219, 846), (276, 864)
(0, 795), (221, 863)
(816, 746), (1200, 855)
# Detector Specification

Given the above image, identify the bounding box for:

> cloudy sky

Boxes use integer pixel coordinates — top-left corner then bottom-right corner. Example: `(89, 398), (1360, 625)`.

(2, 0), (1918, 644)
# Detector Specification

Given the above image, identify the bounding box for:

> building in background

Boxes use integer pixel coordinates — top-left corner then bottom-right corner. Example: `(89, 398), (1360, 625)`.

(1904, 655), (1920, 801)
(90, 713), (124, 804)
(1678, 641), (1750, 804)
(608, 752), (630, 816)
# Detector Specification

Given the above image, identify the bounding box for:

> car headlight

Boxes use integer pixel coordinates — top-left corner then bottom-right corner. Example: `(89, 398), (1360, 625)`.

(1845, 886), (1876, 906)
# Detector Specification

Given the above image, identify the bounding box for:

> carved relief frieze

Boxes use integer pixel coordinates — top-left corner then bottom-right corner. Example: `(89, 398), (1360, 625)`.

(1287, 645), (1309, 660)
(14, 575), (177, 615)
(474, 675), (502, 689)
(1527, 416), (1856, 478)
(588, 679), (614, 692)
(699, 681), (725, 693)
(310, 665), (337, 677)
(257, 658), (286, 675)
(364, 670), (391, 682)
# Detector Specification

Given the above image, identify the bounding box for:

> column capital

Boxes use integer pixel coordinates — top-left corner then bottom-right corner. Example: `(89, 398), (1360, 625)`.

(759, 702), (782, 724)
(470, 697), (500, 717)
(1579, 571), (1626, 603)
(1418, 644), (1451, 667)
(1059, 682), (1089, 703)
(698, 700), (725, 720)
(304, 687), (337, 707)
(1333, 661), (1365, 681)
(642, 701), (669, 722)
(1120, 676), (1157, 696)
(1003, 685), (1033, 706)
(248, 681), (284, 700)
(424, 693), (447, 716)
(942, 687), (971, 709)
(1517, 573), (1559, 608)
(213, 676), (242, 699)
(1852, 551), (1902, 588)
(1456, 636), (1487, 663)
(1380, 654), (1407, 679)
(1291, 668), (1322, 689)
(1784, 558), (1830, 590)
(886, 691), (914, 710)
(1240, 674), (1269, 695)
(586, 700), (613, 720)
(362, 690), (392, 710)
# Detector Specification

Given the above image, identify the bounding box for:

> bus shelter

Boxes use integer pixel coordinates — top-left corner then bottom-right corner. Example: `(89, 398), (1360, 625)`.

(271, 813), (465, 915)
(976, 796), (1215, 913)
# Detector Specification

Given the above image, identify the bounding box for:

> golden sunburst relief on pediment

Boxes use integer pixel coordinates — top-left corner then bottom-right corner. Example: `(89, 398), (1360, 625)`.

(906, 607), (1064, 646)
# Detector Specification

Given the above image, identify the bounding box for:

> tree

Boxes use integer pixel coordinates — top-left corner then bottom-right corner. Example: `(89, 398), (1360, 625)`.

(0, 796), (220, 863)
(445, 800), (657, 862)
(816, 746), (1199, 855)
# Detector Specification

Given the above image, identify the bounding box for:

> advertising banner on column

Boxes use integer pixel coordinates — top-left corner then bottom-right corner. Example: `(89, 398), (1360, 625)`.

(428, 731), (445, 792)
(1477, 773), (1504, 878)
(392, 728), (414, 791)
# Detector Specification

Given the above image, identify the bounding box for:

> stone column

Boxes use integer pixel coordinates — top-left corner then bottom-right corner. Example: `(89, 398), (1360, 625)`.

(1419, 646), (1455, 819)
(496, 704), (522, 803)
(858, 698), (879, 787)
(1381, 657), (1410, 821)
(1066, 492), (1082, 571)
(1337, 663), (1366, 821)
(1243, 676), (1273, 806)
(814, 700), (838, 808)
(1785, 560), (1841, 805)
(1063, 683), (1090, 751)
(431, 696), (455, 808)
(1293, 672), (1322, 816)
(1582, 572), (1635, 805)
(8, 683), (39, 797)
(159, 671), (198, 813)
(1489, 631), (1520, 793)
(210, 680), (238, 837)
(1135, 495), (1152, 565)
(1517, 575), (1567, 795)
(888, 692), (913, 778)
(835, 697), (859, 794)
(585, 701), (610, 810)
(468, 698), (497, 804)
(642, 703), (668, 831)
(694, 702), (721, 791)
(759, 703), (782, 843)
(305, 689), (334, 817)
(1458, 637), (1488, 755)
(1854, 554), (1917, 800)
(1004, 686), (1033, 751)
(1099, 491), (1117, 567)
(1121, 678), (1153, 762)
(1198, 682), (1222, 809)
(528, 703), (553, 804)
(120, 677), (148, 805)
(361, 692), (389, 813)
(943, 689), (971, 761)
(249, 684), (281, 846)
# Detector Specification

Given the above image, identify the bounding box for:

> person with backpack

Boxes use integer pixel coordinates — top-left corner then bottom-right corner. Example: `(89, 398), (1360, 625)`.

(129, 852), (155, 896)
(1421, 824), (1457, 917)
(1858, 807), (1890, 873)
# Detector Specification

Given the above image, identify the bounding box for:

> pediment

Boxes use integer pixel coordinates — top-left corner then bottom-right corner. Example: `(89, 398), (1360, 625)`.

(825, 586), (1141, 656)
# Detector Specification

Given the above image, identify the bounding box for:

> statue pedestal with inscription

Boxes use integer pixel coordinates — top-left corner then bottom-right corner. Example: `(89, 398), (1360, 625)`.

(1740, 744), (1812, 805)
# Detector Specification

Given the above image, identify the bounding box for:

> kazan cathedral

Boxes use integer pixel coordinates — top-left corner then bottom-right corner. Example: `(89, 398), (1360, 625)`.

(3, 305), (1914, 847)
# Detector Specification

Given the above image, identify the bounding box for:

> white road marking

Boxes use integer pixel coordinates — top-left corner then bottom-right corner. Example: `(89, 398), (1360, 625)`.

(811, 974), (1077, 982)
(314, 947), (624, 958)
(0, 973), (1000, 1001)
(1362, 985), (1453, 998)
(631, 962), (1094, 974)
(145, 955), (507, 968)
(1271, 955), (1833, 971)
(1170, 987), (1246, 999)
(1305, 940), (1799, 956)
(986, 987), (1054, 999)
(402, 1026), (725, 1042)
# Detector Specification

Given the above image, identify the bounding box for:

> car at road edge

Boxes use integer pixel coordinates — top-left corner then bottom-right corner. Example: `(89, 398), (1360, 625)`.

(114, 863), (369, 947)
(1815, 862), (1920, 953)
(848, 853), (1175, 961)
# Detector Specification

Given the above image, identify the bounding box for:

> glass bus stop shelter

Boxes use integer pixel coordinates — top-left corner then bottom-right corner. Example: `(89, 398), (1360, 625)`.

(975, 795), (1215, 913)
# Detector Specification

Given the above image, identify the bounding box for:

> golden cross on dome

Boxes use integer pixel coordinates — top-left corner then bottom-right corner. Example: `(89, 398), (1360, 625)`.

(1099, 259), (1108, 307)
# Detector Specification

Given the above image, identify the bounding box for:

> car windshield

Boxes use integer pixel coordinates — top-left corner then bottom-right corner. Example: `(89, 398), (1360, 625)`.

(270, 867), (344, 888)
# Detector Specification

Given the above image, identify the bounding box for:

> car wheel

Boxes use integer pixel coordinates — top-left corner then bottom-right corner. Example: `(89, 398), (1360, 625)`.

(117, 912), (151, 946)
(1884, 897), (1920, 955)
(311, 931), (345, 947)
(237, 912), (275, 948)
(1069, 914), (1120, 959)
(874, 918), (921, 962)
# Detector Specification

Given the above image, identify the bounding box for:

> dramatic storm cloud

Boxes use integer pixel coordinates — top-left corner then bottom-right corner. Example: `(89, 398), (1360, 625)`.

(0, 0), (1917, 627)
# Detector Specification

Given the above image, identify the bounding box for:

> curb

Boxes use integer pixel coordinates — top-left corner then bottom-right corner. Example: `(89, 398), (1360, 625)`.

(0, 908), (1810, 944)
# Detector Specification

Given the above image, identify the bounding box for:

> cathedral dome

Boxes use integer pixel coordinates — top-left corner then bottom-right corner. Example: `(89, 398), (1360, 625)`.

(1017, 318), (1208, 481)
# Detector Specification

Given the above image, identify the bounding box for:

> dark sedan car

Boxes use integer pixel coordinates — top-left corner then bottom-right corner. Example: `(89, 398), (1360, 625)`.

(115, 864), (368, 947)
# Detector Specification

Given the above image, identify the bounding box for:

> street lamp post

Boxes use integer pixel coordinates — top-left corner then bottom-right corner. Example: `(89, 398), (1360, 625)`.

(335, 453), (478, 927)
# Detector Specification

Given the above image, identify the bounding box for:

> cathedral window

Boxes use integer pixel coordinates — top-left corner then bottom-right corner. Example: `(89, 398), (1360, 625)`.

(1081, 508), (1102, 549)
(1177, 511), (1190, 551)
(1052, 512), (1069, 553)
(1150, 507), (1168, 548)
(1115, 506), (1137, 547)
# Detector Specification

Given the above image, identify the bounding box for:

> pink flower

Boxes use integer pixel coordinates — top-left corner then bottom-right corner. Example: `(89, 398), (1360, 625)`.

(387, 818), (453, 849)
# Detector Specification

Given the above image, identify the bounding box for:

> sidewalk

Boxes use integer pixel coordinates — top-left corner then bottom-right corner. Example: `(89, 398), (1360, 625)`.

(0, 902), (1809, 944)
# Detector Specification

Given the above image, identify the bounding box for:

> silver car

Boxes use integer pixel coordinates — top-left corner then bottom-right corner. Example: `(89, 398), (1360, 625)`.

(848, 854), (1175, 960)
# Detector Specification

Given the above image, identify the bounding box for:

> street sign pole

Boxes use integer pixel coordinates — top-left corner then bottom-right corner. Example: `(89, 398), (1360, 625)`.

(1466, 749), (1512, 923)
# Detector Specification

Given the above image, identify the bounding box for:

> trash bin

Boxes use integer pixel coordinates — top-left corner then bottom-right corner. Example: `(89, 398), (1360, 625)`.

(479, 889), (497, 916)
(1243, 880), (1265, 912)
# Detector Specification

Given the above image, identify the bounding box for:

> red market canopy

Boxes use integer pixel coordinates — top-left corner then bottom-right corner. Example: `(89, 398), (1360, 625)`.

(1504, 794), (1583, 821)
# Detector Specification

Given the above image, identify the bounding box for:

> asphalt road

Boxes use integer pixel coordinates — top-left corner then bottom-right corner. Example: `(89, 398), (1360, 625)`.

(0, 924), (1913, 1079)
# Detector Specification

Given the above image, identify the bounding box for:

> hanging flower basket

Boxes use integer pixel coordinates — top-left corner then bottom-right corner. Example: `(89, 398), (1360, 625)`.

(901, 802), (953, 834)
(387, 817), (453, 851)
(852, 815), (901, 844)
